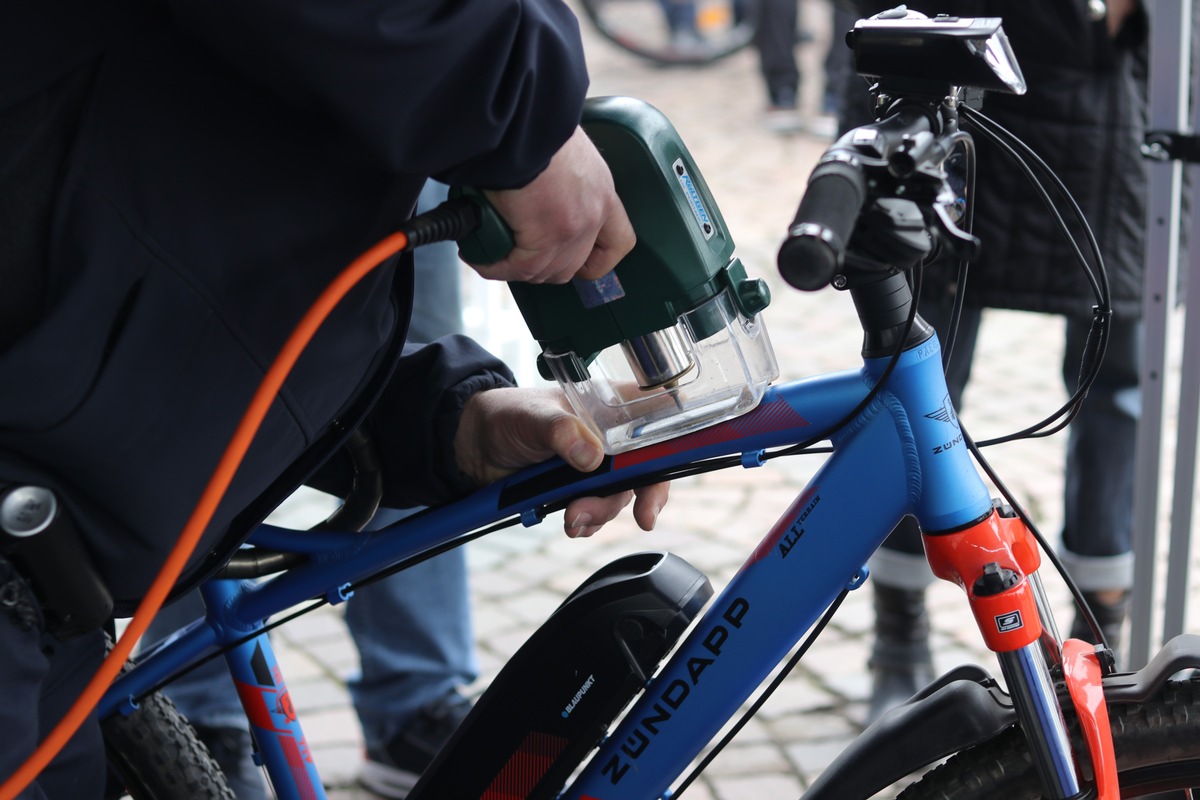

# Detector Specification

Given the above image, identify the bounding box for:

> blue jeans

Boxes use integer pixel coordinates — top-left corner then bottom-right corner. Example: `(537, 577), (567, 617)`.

(345, 510), (476, 752)
(0, 556), (107, 800)
(145, 180), (476, 754)
(144, 539), (476, 753)
(659, 0), (697, 35)
(754, 0), (799, 107)
(868, 300), (1140, 593)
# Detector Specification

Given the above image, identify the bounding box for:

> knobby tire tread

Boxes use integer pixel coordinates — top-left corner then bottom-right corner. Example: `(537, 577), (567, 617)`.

(101, 690), (234, 800)
(899, 675), (1200, 799)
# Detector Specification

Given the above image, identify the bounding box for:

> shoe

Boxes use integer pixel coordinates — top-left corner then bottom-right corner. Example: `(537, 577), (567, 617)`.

(867, 584), (935, 724)
(868, 659), (935, 724)
(666, 30), (711, 60)
(763, 105), (804, 134)
(359, 690), (473, 799)
(193, 724), (268, 800)
(806, 114), (839, 141)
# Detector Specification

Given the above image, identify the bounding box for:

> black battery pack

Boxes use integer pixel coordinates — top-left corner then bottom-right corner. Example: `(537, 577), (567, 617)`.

(408, 550), (712, 800)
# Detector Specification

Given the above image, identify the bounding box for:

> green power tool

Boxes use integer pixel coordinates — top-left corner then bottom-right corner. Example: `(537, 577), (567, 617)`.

(455, 96), (778, 454)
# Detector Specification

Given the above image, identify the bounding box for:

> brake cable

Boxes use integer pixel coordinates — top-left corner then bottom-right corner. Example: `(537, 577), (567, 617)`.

(946, 108), (1116, 648)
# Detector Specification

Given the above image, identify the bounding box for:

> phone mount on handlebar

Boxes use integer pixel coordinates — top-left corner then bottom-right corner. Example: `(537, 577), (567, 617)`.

(849, 8), (1027, 103)
(777, 8), (1026, 297)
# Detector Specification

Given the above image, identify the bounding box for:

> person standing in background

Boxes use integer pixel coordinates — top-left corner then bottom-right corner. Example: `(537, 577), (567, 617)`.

(757, 0), (857, 137)
(836, 0), (1150, 721)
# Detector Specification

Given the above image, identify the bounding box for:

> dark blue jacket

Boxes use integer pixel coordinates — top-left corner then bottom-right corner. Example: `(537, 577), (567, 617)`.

(0, 0), (587, 610)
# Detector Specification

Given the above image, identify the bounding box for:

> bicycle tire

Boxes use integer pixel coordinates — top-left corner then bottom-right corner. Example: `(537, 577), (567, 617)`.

(578, 0), (757, 67)
(101, 690), (234, 800)
(900, 675), (1200, 799)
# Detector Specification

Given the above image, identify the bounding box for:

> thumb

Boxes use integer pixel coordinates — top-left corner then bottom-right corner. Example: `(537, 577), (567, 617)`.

(544, 414), (606, 473)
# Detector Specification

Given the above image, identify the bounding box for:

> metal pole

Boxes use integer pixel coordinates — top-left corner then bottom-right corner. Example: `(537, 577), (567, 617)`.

(1161, 31), (1200, 642)
(1130, 0), (1192, 668)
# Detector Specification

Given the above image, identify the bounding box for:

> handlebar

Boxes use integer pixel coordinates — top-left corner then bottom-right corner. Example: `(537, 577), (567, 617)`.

(777, 156), (868, 291)
(777, 103), (957, 291)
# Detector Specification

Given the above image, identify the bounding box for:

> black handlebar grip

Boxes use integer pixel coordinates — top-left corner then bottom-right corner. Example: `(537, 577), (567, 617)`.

(777, 157), (867, 291)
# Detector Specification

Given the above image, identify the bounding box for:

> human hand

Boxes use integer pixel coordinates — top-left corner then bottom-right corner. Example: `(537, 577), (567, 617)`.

(470, 126), (637, 284)
(453, 387), (668, 537)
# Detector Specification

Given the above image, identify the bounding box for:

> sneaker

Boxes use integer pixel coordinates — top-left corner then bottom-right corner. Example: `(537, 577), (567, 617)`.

(666, 30), (711, 60)
(193, 724), (268, 800)
(359, 690), (473, 799)
(806, 113), (839, 141)
(763, 105), (804, 134)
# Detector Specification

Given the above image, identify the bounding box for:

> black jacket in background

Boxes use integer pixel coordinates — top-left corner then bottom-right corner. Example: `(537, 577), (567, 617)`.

(839, 0), (1149, 319)
(0, 0), (586, 611)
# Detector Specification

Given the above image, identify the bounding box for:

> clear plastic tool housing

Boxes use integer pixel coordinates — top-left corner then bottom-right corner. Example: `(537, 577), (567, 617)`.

(543, 288), (779, 454)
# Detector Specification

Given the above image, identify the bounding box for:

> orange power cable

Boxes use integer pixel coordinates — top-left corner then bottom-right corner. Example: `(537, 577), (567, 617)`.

(0, 231), (410, 799)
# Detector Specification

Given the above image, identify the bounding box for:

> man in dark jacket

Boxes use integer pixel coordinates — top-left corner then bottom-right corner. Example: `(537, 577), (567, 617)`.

(0, 2), (668, 796)
(835, 0), (1149, 720)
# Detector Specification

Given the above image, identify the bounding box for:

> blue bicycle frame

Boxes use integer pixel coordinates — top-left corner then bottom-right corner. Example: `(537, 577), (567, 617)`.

(100, 309), (1087, 800)
(74, 13), (1159, 796)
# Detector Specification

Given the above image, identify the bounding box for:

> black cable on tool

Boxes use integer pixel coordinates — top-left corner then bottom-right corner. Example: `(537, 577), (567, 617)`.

(402, 197), (481, 248)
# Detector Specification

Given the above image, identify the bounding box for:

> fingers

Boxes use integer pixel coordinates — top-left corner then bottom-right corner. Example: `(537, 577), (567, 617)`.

(454, 388), (602, 485)
(564, 491), (634, 538)
(632, 482), (670, 531)
(502, 390), (605, 476)
(468, 126), (636, 284)
(563, 482), (669, 538)
(574, 210), (637, 281)
(453, 387), (670, 539)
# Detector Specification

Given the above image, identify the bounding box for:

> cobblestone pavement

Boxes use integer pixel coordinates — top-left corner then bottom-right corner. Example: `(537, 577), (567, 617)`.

(231, 2), (1200, 797)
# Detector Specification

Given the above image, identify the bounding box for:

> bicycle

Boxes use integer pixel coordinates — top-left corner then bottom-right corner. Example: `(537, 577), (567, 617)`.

(576, 0), (758, 67)
(40, 12), (1200, 800)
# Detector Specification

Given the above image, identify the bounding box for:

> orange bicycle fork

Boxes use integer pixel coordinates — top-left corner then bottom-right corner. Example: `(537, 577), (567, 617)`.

(924, 507), (1119, 800)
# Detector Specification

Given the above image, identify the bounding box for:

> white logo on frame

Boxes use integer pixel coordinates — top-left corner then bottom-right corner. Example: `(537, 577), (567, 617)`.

(995, 611), (1023, 633)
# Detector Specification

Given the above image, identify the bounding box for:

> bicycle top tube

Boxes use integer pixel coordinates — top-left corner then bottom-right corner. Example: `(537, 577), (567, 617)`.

(220, 310), (991, 635)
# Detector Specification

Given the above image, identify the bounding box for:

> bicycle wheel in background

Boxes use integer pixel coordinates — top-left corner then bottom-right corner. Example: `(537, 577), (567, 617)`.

(578, 0), (757, 66)
(102, 689), (233, 800)
(901, 676), (1200, 799)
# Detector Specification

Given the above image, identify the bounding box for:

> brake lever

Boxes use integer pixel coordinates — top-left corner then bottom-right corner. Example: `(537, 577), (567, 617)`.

(930, 201), (982, 261)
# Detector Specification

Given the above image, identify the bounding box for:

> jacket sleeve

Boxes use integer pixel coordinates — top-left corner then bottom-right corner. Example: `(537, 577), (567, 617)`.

(364, 335), (517, 507)
(163, 0), (589, 189)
